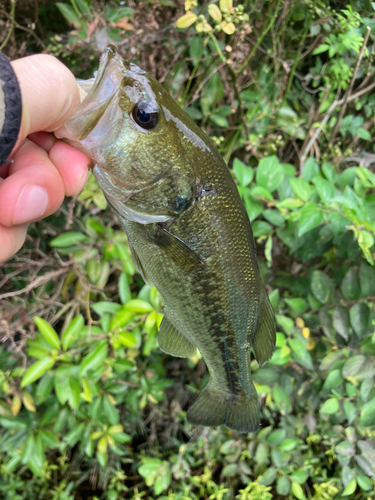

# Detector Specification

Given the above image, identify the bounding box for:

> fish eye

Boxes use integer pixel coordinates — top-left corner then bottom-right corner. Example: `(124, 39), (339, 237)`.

(132, 101), (159, 130)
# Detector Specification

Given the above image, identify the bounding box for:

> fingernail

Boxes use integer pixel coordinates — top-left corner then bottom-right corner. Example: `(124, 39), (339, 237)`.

(13, 185), (48, 225)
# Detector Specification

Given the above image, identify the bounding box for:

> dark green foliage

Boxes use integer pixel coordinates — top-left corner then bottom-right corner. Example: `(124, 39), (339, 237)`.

(1, 0), (375, 498)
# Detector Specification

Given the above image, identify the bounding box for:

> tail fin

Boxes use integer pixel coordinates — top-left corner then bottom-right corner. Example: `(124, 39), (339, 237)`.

(186, 382), (260, 433)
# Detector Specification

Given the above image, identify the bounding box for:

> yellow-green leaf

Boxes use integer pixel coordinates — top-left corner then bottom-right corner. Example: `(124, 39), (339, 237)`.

(342, 479), (357, 496)
(21, 357), (56, 388)
(221, 21), (235, 34)
(176, 11), (197, 29)
(22, 391), (36, 413)
(34, 317), (61, 351)
(124, 299), (154, 313)
(220, 0), (233, 12)
(97, 436), (108, 454)
(208, 4), (222, 22)
(196, 20), (213, 32)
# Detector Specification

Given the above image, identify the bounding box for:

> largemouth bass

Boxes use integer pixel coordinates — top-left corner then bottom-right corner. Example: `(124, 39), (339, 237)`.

(57, 46), (276, 433)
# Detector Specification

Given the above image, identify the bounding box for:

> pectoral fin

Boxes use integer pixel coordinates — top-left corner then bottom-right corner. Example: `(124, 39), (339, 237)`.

(252, 287), (276, 367)
(158, 316), (196, 358)
(128, 242), (152, 287)
(151, 225), (205, 270)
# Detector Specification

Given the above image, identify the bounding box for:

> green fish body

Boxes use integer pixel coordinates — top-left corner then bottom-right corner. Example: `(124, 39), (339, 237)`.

(57, 46), (276, 433)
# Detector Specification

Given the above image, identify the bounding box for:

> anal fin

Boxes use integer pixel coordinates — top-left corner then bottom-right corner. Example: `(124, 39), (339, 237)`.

(158, 316), (196, 358)
(252, 287), (276, 367)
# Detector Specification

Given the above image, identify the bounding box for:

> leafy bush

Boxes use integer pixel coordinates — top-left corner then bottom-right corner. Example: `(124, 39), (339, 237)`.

(1, 0), (375, 499)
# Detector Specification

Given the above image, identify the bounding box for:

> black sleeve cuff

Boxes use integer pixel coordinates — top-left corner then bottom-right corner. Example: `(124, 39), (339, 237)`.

(0, 51), (22, 166)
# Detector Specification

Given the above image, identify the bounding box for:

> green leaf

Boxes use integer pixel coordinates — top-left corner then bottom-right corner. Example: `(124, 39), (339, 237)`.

(302, 157), (319, 182)
(118, 272), (132, 305)
(320, 398), (339, 414)
(252, 221), (272, 237)
(284, 298), (307, 315)
(357, 128), (371, 140)
(68, 376), (81, 410)
(333, 306), (350, 341)
(117, 331), (139, 348)
(359, 262), (375, 296)
(298, 203), (323, 236)
(350, 303), (370, 337)
(61, 315), (84, 350)
(322, 369), (343, 390)
(277, 476), (291, 495)
(91, 302), (122, 316)
(79, 342), (108, 376)
(312, 43), (330, 54)
(357, 475), (372, 491)
(342, 479), (357, 496)
(21, 357), (56, 388)
(50, 231), (89, 247)
(256, 156), (285, 193)
(360, 397), (375, 426)
(322, 162), (338, 184)
(290, 178), (312, 201)
(233, 158), (254, 187)
(105, 6), (133, 22)
(341, 268), (360, 300)
(289, 339), (314, 370)
(279, 439), (297, 451)
(291, 481), (306, 500)
(343, 400), (356, 424)
(34, 317), (60, 351)
(273, 386), (291, 413)
(64, 423), (85, 446)
(263, 209), (285, 227)
(342, 355), (365, 379)
(290, 470), (308, 484)
(313, 177), (335, 203)
(124, 299), (154, 313)
(260, 467), (277, 486)
(56, 3), (82, 28)
(311, 270), (334, 304)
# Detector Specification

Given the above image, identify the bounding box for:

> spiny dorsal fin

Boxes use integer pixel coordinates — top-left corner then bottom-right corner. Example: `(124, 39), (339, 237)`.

(252, 287), (276, 367)
(158, 316), (197, 358)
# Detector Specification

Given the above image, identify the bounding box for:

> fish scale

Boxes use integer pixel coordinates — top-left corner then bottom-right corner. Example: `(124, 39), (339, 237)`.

(56, 45), (276, 433)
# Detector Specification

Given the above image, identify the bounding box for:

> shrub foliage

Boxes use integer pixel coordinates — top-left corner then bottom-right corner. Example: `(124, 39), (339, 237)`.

(0, 0), (375, 499)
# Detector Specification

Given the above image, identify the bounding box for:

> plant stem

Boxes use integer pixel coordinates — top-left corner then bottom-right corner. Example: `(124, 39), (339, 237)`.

(0, 0), (16, 51)
(237, 0), (282, 74)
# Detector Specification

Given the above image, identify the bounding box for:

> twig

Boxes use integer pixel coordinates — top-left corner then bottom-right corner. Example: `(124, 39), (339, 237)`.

(0, 268), (69, 300)
(299, 80), (375, 169)
(237, 0), (282, 74)
(331, 26), (371, 140)
(0, 0), (15, 51)
(185, 61), (227, 107)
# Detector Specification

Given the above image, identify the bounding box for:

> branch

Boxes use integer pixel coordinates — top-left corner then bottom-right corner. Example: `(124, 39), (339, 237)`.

(0, 268), (69, 300)
(331, 26), (371, 140)
(299, 80), (375, 169)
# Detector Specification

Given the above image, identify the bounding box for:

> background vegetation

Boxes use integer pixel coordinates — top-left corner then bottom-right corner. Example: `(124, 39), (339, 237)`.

(1, 0), (375, 499)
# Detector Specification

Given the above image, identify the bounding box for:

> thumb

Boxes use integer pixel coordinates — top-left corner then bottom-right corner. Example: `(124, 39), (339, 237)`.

(11, 54), (81, 146)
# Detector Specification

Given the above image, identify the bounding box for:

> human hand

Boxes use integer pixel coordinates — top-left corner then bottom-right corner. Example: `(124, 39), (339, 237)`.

(0, 54), (90, 263)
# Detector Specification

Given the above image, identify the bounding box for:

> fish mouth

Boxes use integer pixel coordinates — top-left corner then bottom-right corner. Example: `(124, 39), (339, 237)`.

(93, 163), (171, 225)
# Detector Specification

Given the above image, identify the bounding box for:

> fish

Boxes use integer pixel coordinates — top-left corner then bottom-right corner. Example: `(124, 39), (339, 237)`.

(56, 45), (276, 433)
